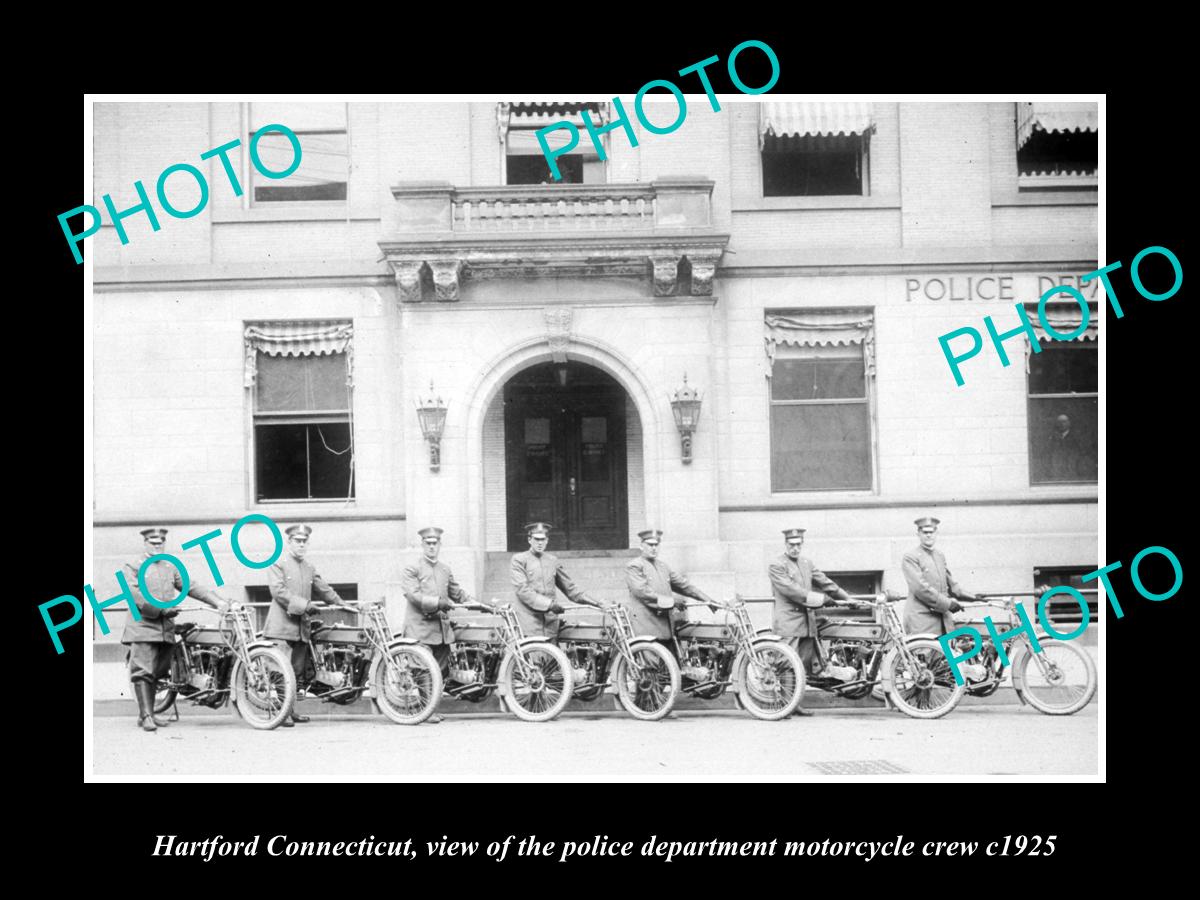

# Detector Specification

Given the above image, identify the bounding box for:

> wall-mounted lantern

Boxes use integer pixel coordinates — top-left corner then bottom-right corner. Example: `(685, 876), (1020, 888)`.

(670, 374), (703, 464)
(416, 382), (448, 472)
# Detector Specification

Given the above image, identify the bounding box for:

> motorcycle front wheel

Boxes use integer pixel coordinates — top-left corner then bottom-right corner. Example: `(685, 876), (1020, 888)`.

(499, 643), (574, 723)
(734, 641), (805, 720)
(373, 645), (444, 725)
(231, 647), (296, 730)
(1013, 638), (1097, 715)
(886, 638), (964, 719)
(613, 642), (681, 721)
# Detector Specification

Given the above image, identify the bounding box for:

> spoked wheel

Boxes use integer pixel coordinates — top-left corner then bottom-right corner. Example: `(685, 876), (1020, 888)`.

(231, 647), (296, 730)
(614, 642), (681, 721)
(499, 643), (574, 722)
(735, 641), (805, 720)
(886, 638), (964, 719)
(373, 645), (444, 725)
(1014, 639), (1097, 715)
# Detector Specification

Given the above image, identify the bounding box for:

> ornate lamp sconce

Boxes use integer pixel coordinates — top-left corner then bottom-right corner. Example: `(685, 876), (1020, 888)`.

(670, 374), (703, 464)
(416, 382), (448, 472)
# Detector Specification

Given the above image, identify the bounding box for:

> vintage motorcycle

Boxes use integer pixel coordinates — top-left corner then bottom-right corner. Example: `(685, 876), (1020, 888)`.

(444, 601), (574, 722)
(814, 593), (966, 719)
(153, 603), (296, 730)
(557, 602), (681, 720)
(954, 596), (1097, 715)
(300, 600), (444, 725)
(672, 597), (804, 720)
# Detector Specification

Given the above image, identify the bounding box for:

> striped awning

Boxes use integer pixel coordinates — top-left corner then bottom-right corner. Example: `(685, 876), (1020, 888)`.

(1026, 303), (1098, 343)
(765, 310), (877, 375)
(244, 320), (354, 387)
(509, 101), (604, 119)
(1016, 102), (1098, 149)
(760, 102), (874, 141)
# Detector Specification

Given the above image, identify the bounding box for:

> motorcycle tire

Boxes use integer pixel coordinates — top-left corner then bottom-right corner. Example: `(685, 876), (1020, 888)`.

(499, 642), (574, 723)
(734, 640), (805, 720)
(230, 646), (296, 730)
(885, 638), (964, 720)
(373, 644), (444, 725)
(613, 641), (681, 721)
(1013, 638), (1097, 715)
(153, 652), (184, 714)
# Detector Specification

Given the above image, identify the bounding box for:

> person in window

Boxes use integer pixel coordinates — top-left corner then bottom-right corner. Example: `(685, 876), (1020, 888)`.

(901, 517), (986, 682)
(401, 526), (479, 724)
(624, 528), (718, 653)
(121, 527), (228, 732)
(1047, 413), (1082, 480)
(510, 522), (599, 639)
(768, 527), (855, 716)
(265, 524), (343, 726)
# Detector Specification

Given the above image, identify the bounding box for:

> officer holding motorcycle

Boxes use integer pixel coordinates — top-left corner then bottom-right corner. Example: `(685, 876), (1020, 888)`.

(624, 528), (717, 650)
(510, 522), (600, 639)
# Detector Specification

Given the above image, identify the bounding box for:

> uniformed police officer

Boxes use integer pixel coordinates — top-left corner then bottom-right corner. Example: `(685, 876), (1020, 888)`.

(401, 526), (477, 724)
(624, 528), (717, 651)
(265, 524), (343, 726)
(121, 527), (228, 732)
(769, 527), (855, 716)
(901, 516), (985, 682)
(510, 522), (599, 639)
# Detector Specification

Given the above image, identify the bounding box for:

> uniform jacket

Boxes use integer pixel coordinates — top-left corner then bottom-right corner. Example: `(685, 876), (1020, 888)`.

(510, 551), (593, 639)
(264, 554), (341, 642)
(769, 554), (849, 640)
(624, 556), (713, 640)
(401, 556), (473, 645)
(120, 554), (222, 645)
(901, 545), (966, 636)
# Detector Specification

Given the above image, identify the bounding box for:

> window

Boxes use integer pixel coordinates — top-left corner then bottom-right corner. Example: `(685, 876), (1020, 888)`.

(1016, 102), (1097, 191)
(246, 584), (357, 633)
(1027, 335), (1097, 485)
(1032, 567), (1098, 631)
(500, 102), (606, 185)
(760, 103), (873, 197)
(245, 321), (355, 502)
(766, 310), (876, 492)
(823, 572), (882, 622)
(249, 102), (348, 203)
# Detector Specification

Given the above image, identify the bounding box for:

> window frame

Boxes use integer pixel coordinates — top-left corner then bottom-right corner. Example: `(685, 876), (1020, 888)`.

(1025, 342), (1098, 488)
(242, 102), (350, 209)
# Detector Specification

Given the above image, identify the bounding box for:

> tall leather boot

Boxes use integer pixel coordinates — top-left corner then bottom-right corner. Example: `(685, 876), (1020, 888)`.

(134, 681), (157, 732)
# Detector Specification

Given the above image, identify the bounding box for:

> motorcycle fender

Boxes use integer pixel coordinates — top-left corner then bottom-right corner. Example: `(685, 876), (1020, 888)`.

(1007, 645), (1031, 698)
(246, 639), (281, 652)
(629, 634), (664, 645)
(879, 646), (902, 696)
(384, 637), (423, 650)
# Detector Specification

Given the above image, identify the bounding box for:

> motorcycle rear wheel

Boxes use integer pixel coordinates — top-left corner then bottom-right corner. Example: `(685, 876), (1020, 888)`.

(1013, 638), (1096, 715)
(614, 642), (681, 721)
(373, 645), (444, 725)
(886, 638), (964, 719)
(499, 643), (574, 723)
(734, 641), (805, 720)
(231, 647), (296, 730)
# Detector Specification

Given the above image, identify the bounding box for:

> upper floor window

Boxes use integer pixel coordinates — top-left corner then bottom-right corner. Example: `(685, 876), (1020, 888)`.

(244, 321), (355, 502)
(1026, 305), (1097, 485)
(249, 102), (349, 203)
(766, 310), (877, 492)
(1016, 102), (1097, 191)
(499, 102), (607, 185)
(760, 102), (873, 197)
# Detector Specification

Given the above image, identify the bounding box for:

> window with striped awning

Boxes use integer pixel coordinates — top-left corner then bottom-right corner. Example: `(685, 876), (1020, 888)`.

(1015, 102), (1098, 188)
(759, 103), (874, 197)
(498, 102), (607, 185)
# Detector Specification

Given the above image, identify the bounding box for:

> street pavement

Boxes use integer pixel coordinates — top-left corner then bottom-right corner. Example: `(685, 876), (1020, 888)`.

(91, 703), (1098, 780)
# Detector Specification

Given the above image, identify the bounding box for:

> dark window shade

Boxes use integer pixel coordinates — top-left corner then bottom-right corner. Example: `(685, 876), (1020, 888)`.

(255, 422), (354, 501)
(256, 353), (350, 412)
(1017, 130), (1097, 177)
(1028, 346), (1097, 485)
(771, 404), (872, 491)
(771, 357), (866, 400)
(762, 133), (864, 197)
(1028, 346), (1098, 394)
(507, 154), (584, 184)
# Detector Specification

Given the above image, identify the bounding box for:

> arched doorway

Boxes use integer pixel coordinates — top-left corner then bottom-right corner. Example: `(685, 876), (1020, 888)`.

(502, 361), (630, 551)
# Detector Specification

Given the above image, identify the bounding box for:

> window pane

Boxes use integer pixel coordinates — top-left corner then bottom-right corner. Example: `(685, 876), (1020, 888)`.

(255, 422), (354, 500)
(253, 132), (348, 202)
(250, 102), (346, 131)
(257, 353), (349, 412)
(1029, 346), (1097, 395)
(1032, 567), (1098, 629)
(771, 357), (865, 400)
(1029, 396), (1098, 484)
(771, 403), (871, 490)
(763, 134), (863, 197)
(309, 422), (354, 498)
(507, 154), (583, 184)
(1017, 130), (1097, 177)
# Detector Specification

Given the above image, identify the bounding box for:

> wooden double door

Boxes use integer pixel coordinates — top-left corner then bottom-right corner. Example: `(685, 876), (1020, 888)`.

(504, 365), (628, 551)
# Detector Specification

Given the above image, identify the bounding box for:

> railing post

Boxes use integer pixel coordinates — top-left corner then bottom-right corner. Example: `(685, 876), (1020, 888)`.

(390, 182), (454, 233)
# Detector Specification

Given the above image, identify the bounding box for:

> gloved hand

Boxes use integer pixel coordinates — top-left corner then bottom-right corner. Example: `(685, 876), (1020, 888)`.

(164, 607), (181, 619)
(708, 603), (720, 614)
(674, 597), (689, 611)
(948, 600), (964, 613)
(549, 603), (564, 615)
(437, 596), (453, 611)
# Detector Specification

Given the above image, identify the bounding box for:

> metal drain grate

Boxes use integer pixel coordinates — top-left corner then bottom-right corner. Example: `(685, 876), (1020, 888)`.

(807, 760), (909, 775)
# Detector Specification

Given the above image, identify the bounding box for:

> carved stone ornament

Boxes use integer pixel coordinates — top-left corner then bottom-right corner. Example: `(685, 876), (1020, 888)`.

(687, 252), (720, 296)
(428, 258), (464, 301)
(543, 307), (574, 362)
(393, 261), (424, 303)
(650, 254), (681, 297)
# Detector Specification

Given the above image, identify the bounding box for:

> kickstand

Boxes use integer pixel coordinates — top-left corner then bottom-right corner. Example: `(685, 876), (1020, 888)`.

(169, 698), (181, 722)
